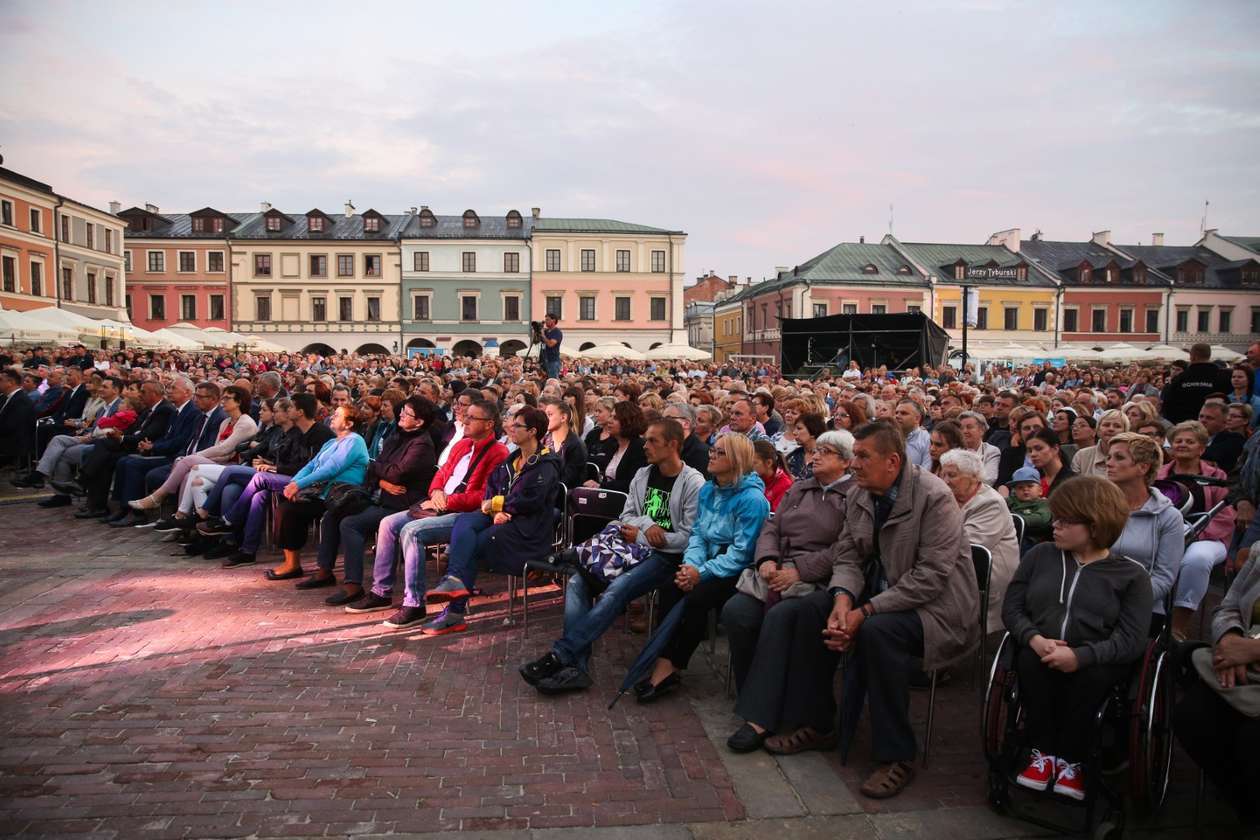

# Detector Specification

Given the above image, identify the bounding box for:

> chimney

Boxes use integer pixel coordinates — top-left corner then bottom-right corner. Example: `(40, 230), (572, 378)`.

(859, 235), (865, 244)
(144, 203), (159, 214)
(774, 265), (789, 277)
(727, 275), (737, 284)
(260, 201), (271, 212)
(344, 200), (355, 218)
(108, 201), (121, 215)
(1091, 229), (1111, 246)
(408, 206), (418, 216)
(531, 207), (541, 220)
(1152, 232), (1164, 247)
(986, 227), (1021, 252)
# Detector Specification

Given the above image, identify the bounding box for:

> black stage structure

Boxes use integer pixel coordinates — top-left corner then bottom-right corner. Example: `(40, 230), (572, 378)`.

(780, 312), (950, 378)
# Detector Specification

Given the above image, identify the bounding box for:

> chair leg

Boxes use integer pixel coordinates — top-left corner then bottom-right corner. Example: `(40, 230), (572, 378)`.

(522, 572), (530, 637)
(725, 649), (734, 698)
(922, 670), (938, 768)
(645, 592), (657, 640)
(707, 610), (718, 656)
(506, 575), (517, 625)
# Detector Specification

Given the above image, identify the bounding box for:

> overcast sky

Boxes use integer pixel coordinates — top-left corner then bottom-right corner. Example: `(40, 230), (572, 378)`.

(2, 0), (1257, 283)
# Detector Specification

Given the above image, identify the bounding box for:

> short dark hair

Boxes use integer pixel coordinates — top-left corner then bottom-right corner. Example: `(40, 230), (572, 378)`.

(470, 399), (500, 425)
(753, 392), (775, 412)
(291, 393), (319, 420)
(102, 375), (126, 392)
(1026, 427), (1062, 451)
(196, 381), (222, 399)
(515, 405), (548, 442)
(0, 368), (20, 387)
(224, 385), (252, 407)
(795, 411), (827, 439)
(403, 395), (438, 429)
(853, 419), (906, 463)
(612, 400), (647, 439)
(648, 418), (685, 452)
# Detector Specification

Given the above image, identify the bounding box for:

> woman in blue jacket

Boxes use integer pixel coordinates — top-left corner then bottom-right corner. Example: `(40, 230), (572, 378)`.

(636, 432), (770, 702)
(266, 404), (369, 581)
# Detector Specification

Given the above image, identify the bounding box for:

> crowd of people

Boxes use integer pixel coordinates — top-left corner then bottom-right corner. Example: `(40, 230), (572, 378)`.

(3, 336), (1260, 817)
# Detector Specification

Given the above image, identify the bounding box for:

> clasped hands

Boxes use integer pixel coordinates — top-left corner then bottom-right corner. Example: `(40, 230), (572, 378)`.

(823, 594), (865, 652)
(620, 523), (667, 549)
(758, 560), (800, 593)
(1028, 634), (1079, 673)
(1213, 632), (1257, 689)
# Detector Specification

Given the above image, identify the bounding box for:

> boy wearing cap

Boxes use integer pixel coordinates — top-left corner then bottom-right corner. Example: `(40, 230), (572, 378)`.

(1006, 466), (1051, 549)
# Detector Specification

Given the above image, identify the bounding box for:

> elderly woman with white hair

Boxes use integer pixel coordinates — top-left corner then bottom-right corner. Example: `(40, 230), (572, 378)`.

(938, 448), (1020, 632)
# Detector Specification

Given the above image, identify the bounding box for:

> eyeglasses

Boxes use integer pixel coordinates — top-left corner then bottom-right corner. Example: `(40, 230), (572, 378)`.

(466, 414), (492, 423)
(508, 422), (528, 430)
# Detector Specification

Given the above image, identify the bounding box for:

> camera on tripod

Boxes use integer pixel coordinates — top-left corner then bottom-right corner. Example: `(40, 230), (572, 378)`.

(530, 320), (545, 340)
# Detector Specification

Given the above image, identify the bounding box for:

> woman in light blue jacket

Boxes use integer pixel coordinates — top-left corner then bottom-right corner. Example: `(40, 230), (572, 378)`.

(635, 432), (770, 703)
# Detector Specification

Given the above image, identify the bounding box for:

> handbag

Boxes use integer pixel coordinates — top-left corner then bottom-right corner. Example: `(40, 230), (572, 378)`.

(324, 482), (373, 517)
(576, 523), (651, 584)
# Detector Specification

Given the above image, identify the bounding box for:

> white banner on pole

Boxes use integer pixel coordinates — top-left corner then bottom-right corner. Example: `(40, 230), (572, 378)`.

(963, 288), (980, 327)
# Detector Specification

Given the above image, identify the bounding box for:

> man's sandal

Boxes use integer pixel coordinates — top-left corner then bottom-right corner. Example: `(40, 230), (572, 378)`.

(764, 727), (838, 755)
(859, 761), (916, 799)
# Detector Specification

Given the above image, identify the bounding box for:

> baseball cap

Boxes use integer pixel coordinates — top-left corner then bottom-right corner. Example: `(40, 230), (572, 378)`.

(1007, 466), (1041, 486)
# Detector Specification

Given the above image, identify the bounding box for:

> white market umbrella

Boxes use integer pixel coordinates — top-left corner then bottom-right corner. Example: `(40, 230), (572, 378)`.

(580, 342), (647, 361)
(242, 336), (287, 352)
(644, 343), (712, 361)
(150, 328), (204, 350)
(1096, 343), (1147, 363)
(1057, 344), (1106, 363)
(1144, 344), (1189, 363)
(1210, 345), (1245, 363)
(0, 309), (79, 344)
(168, 323), (233, 347)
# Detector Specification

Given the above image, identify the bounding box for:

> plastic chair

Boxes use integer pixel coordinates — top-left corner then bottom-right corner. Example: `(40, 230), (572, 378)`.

(1011, 513), (1025, 547)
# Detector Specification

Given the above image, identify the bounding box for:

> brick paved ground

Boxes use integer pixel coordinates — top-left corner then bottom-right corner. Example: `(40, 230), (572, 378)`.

(0, 481), (1248, 839)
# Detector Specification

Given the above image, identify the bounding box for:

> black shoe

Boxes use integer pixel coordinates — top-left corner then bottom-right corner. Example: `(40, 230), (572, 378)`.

(344, 593), (392, 613)
(109, 512), (141, 528)
(37, 494), (72, 508)
(727, 723), (768, 753)
(222, 552), (256, 568)
(536, 666), (593, 695)
(324, 588), (365, 607)
(50, 479), (83, 496)
(197, 517), (232, 536)
(203, 541), (236, 560)
(11, 472), (45, 488)
(635, 672), (682, 704)
(74, 507), (109, 519)
(153, 515), (189, 532)
(295, 574), (337, 590)
(383, 606), (426, 628)
(519, 652), (566, 686)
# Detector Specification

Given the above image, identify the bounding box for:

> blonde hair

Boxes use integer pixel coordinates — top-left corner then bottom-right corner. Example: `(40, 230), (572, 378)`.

(1122, 401), (1158, 425)
(1097, 409), (1129, 432)
(1109, 431), (1163, 486)
(714, 432), (757, 486)
(1168, 420), (1209, 447)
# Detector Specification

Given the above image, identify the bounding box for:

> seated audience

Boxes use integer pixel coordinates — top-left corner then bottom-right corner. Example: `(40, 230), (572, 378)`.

(661, 402), (710, 477)
(785, 412), (826, 480)
(1006, 466), (1051, 548)
(1107, 432), (1184, 619)
(753, 439), (793, 512)
(540, 395), (587, 490)
(584, 401), (647, 493)
(929, 419), (964, 477)
(1025, 427), (1076, 497)
(1071, 409), (1127, 478)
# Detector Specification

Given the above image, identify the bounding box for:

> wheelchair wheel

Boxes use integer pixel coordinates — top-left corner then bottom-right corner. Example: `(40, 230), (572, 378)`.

(982, 635), (1016, 764)
(1092, 818), (1123, 840)
(1129, 643), (1175, 813)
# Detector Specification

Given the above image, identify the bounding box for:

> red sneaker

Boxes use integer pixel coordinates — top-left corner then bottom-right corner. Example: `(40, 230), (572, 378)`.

(1015, 749), (1056, 792)
(1053, 759), (1085, 801)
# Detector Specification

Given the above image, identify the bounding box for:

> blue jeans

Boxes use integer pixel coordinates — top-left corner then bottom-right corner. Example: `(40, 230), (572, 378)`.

(553, 551), (677, 672)
(204, 465), (257, 516)
(444, 512), (505, 615)
(315, 505), (391, 584)
(543, 357), (560, 379)
(226, 471), (290, 554)
(370, 510), (461, 606)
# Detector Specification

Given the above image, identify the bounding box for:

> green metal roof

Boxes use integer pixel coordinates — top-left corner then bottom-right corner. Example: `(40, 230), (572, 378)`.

(792, 242), (926, 284)
(531, 218), (682, 235)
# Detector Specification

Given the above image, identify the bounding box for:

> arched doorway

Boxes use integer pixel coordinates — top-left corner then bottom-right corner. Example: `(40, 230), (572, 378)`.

(355, 343), (390, 356)
(451, 339), (482, 358)
(301, 342), (336, 356)
(406, 337), (435, 350)
(499, 339), (527, 357)
(578, 341), (596, 351)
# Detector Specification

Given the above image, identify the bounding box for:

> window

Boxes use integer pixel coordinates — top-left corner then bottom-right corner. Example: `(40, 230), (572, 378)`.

(207, 251), (223, 272)
(1091, 308), (1107, 333)
(616, 250), (630, 272)
(1004, 306), (1019, 331)
(105, 229), (112, 253)
(1197, 308), (1211, 332)
(545, 249), (561, 271)
(580, 249), (596, 272)
(413, 295), (431, 320)
(30, 262), (41, 296)
(265, 216), (282, 232)
(209, 294), (223, 320)
(1252, 308), (1260, 334)
(339, 297), (353, 321)
(60, 215), (69, 243)
(364, 255), (381, 277)
(504, 296), (520, 322)
(843, 303), (858, 315)
(463, 211), (478, 228)
(1220, 308), (1233, 333)
(1145, 308), (1159, 334)
(150, 295), (165, 320)
(975, 307), (988, 329)
(178, 251), (195, 272)
(545, 295), (563, 319)
(147, 251), (165, 272)
(254, 254), (271, 276)
(871, 304), (887, 315)
(462, 251), (476, 273)
(651, 297), (667, 321)
(615, 297), (631, 321)
(86, 272), (97, 304)
(414, 252), (429, 272)
(461, 296), (478, 321)
(255, 296), (271, 321)
(652, 250), (666, 273)
(181, 294), (196, 320)
(367, 297), (381, 322)
(1034, 308), (1049, 332)
(126, 295), (133, 319)
(862, 264), (879, 275)
(312, 298), (327, 322)
(192, 217), (206, 232)
(1119, 308), (1133, 333)
(580, 296), (596, 321)
(85, 224), (94, 249)
(748, 306), (756, 331)
(364, 216), (380, 233)
(104, 276), (114, 307)
(942, 305), (957, 329)
(337, 255), (353, 277)
(504, 252), (520, 273)
(309, 255), (327, 277)
(61, 267), (73, 301)
(124, 250), (132, 272)
(907, 304), (922, 315)
(29, 208), (41, 233)
(0, 200), (11, 226)
(2, 256), (14, 292)
(813, 303), (827, 318)
(1176, 308), (1189, 333)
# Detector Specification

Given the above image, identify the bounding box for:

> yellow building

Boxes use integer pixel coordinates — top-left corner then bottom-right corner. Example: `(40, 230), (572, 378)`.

(712, 294), (744, 363)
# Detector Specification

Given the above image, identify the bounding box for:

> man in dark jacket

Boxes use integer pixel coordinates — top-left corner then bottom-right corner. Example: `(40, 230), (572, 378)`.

(74, 381), (174, 517)
(1161, 343), (1231, 424)
(0, 367), (35, 465)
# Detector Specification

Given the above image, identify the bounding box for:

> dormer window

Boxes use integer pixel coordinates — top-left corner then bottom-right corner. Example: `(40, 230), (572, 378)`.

(419, 208), (436, 228)
(309, 216), (324, 232)
(1134, 265), (1147, 284)
(861, 263), (879, 274)
(1080, 266), (1092, 284)
(896, 265), (912, 276)
(462, 209), (479, 228)
(192, 217), (206, 233)
(1016, 265), (1027, 281)
(364, 216), (379, 232)
(1107, 266), (1116, 283)
(506, 209), (523, 229)
(1241, 268), (1259, 286)
(266, 216), (282, 232)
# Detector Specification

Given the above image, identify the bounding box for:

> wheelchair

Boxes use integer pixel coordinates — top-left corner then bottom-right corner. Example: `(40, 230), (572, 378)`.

(982, 619), (1176, 839)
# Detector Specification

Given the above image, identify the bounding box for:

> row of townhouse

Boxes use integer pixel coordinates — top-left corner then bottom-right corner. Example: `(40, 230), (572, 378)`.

(0, 167), (127, 323)
(711, 228), (1260, 363)
(119, 202), (687, 357)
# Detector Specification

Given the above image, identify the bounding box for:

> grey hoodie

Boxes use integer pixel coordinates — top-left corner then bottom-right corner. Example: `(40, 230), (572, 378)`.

(1110, 487), (1184, 611)
(621, 463), (705, 556)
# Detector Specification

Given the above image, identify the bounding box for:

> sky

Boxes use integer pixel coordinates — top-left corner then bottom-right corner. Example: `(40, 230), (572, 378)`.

(1, 0), (1258, 284)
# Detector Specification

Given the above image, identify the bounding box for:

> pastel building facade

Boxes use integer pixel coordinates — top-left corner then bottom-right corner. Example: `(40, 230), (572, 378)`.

(399, 208), (532, 357)
(55, 198), (127, 321)
(712, 295), (744, 363)
(0, 167), (57, 312)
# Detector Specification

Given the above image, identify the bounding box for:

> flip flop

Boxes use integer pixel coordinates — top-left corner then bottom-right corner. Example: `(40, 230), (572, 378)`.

(265, 568), (305, 581)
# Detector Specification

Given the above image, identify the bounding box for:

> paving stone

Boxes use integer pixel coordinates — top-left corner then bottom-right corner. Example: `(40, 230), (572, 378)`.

(689, 815), (871, 840)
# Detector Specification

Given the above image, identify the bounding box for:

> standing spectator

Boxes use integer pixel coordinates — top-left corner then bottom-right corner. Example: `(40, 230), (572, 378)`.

(540, 313), (563, 379)
(1161, 343), (1231, 424)
(0, 367), (35, 466)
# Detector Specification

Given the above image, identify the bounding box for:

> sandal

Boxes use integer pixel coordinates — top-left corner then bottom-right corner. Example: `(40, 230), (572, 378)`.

(764, 726), (838, 755)
(859, 761), (916, 799)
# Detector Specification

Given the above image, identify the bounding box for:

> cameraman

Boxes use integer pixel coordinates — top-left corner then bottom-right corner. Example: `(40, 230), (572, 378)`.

(540, 313), (563, 379)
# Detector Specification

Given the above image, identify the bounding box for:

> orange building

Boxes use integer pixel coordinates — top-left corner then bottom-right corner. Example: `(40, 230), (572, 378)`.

(0, 167), (58, 311)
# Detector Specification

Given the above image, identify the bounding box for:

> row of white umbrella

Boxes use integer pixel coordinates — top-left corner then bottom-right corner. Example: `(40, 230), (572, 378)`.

(968, 341), (1244, 364)
(551, 342), (711, 362)
(0, 307), (290, 353)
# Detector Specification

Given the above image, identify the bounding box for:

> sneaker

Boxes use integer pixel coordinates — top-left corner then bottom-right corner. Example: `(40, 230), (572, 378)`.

(203, 540), (237, 560)
(383, 606), (427, 628)
(536, 666), (593, 695)
(1053, 759), (1085, 801)
(153, 515), (189, 532)
(197, 517), (232, 536)
(427, 576), (471, 603)
(1015, 749), (1056, 792)
(420, 607), (468, 635)
(519, 652), (566, 686)
(345, 592), (392, 613)
(222, 551), (256, 568)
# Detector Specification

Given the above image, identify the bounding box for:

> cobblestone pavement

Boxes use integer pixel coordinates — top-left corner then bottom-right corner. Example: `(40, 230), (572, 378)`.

(0, 481), (1247, 839)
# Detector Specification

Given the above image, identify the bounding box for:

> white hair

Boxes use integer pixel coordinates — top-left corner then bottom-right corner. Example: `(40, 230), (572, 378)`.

(815, 428), (855, 460)
(940, 447), (984, 477)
